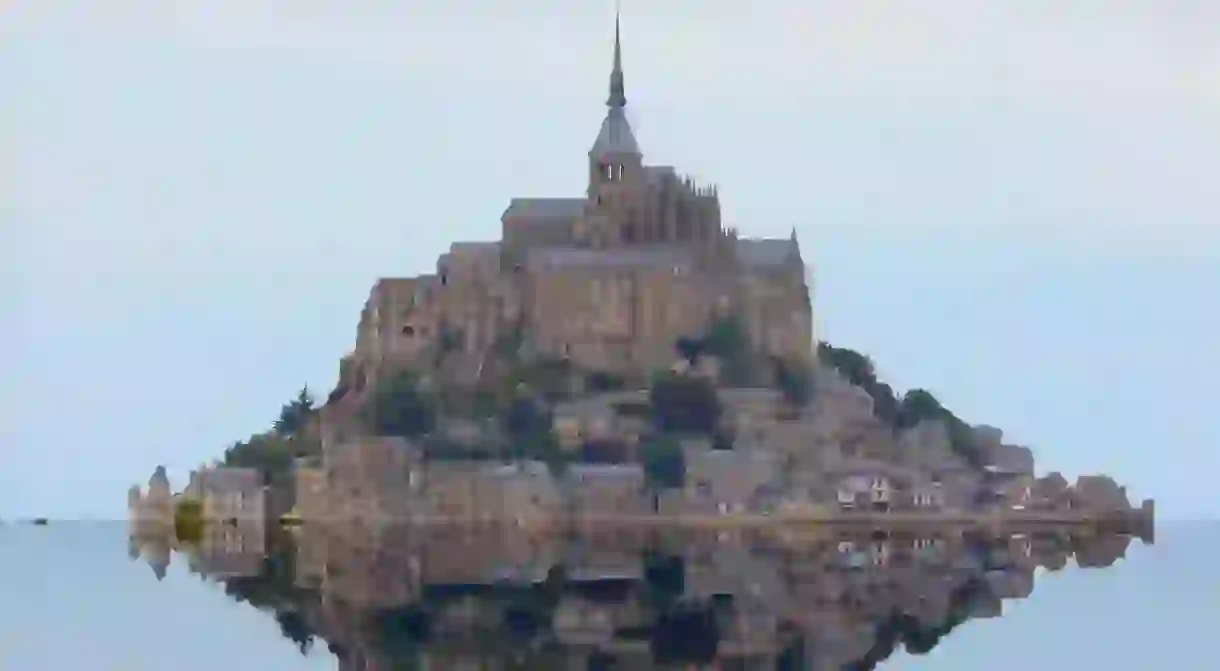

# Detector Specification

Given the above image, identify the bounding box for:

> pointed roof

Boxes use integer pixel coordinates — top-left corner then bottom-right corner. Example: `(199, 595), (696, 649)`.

(591, 10), (640, 157)
(607, 11), (626, 109)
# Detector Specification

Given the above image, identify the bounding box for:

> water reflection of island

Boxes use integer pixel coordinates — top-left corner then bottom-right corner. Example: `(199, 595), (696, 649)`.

(132, 524), (1141, 669)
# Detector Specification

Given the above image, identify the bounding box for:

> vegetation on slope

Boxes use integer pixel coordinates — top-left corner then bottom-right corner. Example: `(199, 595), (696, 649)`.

(220, 386), (321, 483)
(817, 342), (984, 468)
(211, 313), (990, 481)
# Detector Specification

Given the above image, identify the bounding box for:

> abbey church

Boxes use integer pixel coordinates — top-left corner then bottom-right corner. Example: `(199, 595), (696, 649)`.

(334, 16), (813, 397)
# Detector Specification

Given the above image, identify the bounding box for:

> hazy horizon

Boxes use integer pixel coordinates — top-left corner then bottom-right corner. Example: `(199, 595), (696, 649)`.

(5, 1), (1217, 520)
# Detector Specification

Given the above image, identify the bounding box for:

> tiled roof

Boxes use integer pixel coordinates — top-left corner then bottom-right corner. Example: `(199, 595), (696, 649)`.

(502, 198), (585, 220)
(447, 241), (501, 256)
(735, 238), (794, 267)
(645, 165), (676, 184)
(591, 107), (640, 156)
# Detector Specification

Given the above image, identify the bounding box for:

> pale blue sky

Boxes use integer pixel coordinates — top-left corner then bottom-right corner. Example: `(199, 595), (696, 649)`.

(3, 1), (1217, 520)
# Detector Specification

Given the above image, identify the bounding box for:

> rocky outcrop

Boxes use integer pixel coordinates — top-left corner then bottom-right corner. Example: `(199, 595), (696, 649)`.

(1073, 475), (1131, 513)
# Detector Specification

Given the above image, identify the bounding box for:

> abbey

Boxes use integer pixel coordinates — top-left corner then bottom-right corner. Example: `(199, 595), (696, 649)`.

(336, 17), (812, 395)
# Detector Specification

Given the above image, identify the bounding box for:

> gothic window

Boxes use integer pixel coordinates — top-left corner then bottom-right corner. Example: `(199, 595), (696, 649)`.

(616, 164), (624, 180)
(604, 164), (614, 181)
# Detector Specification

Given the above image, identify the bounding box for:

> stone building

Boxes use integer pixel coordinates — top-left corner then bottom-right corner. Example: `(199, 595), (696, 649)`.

(326, 15), (813, 402)
(682, 448), (783, 515)
(294, 460), (328, 522)
(325, 436), (419, 522)
(1072, 474), (1131, 512)
(197, 467), (267, 523)
(564, 464), (650, 519)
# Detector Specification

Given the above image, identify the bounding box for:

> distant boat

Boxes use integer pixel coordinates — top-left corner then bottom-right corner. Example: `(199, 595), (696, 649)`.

(32, 518), (49, 526)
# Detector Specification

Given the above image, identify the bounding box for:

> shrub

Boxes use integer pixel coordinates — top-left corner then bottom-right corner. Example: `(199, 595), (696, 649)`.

(649, 374), (721, 434)
(586, 371), (626, 393)
(819, 341), (985, 469)
(174, 498), (204, 545)
(773, 357), (815, 407)
(364, 371), (437, 439)
(673, 336), (706, 365)
(639, 435), (685, 490)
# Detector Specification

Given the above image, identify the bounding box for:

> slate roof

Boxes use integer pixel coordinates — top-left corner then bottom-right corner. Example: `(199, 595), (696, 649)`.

(591, 107), (641, 156)
(502, 198), (585, 221)
(735, 238), (794, 267)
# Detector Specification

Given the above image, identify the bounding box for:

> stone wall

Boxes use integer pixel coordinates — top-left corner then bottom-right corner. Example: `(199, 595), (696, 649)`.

(325, 436), (418, 522)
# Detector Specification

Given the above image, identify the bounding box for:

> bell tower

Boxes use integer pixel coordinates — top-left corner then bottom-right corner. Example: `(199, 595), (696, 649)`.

(587, 10), (643, 235)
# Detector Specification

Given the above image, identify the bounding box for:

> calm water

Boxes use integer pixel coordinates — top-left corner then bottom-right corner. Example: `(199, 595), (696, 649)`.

(0, 521), (1213, 670)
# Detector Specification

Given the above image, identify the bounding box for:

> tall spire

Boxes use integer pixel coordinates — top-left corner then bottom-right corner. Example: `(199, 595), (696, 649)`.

(607, 7), (626, 109)
(590, 4), (640, 157)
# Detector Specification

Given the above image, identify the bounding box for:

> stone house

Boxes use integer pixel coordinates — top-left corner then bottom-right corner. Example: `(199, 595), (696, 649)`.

(325, 436), (419, 522)
(825, 461), (913, 512)
(976, 442), (1034, 509)
(681, 448), (782, 515)
(1031, 471), (1073, 511)
(973, 429), (1035, 508)
(564, 464), (649, 519)
(483, 460), (564, 524)
(552, 391), (649, 451)
(198, 467), (266, 523)
(895, 419), (982, 512)
(898, 477), (946, 512)
(418, 462), (489, 522)
(415, 461), (560, 524)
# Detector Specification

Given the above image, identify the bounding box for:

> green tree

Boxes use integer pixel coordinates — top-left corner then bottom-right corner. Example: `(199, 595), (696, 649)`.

(173, 498), (204, 545)
(773, 357), (815, 407)
(274, 386), (315, 437)
(222, 433), (296, 484)
(704, 315), (752, 385)
(365, 372), (437, 439)
(896, 388), (944, 428)
(649, 373), (721, 434)
(817, 342), (899, 423)
(704, 315), (747, 360)
(639, 435), (685, 491)
(673, 336), (706, 365)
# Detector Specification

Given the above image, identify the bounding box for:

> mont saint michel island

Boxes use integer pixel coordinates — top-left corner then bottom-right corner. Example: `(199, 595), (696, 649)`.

(127, 17), (1152, 539)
